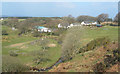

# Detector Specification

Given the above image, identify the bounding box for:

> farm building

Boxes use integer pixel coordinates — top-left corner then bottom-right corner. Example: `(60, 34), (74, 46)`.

(12, 27), (16, 30)
(58, 22), (70, 28)
(58, 23), (82, 28)
(58, 21), (98, 28)
(35, 26), (51, 32)
(0, 18), (3, 21)
(58, 24), (63, 28)
(81, 21), (98, 26)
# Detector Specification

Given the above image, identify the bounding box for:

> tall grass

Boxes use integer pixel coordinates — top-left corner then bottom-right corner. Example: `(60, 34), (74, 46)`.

(2, 55), (29, 72)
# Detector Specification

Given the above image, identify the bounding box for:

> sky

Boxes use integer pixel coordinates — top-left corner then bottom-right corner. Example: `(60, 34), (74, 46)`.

(1, 0), (120, 2)
(2, 2), (118, 18)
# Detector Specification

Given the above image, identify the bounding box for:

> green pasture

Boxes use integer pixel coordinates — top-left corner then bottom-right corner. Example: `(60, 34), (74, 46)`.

(2, 25), (118, 69)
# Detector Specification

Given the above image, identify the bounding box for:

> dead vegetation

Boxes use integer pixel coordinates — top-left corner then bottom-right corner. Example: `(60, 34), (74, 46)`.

(50, 42), (118, 72)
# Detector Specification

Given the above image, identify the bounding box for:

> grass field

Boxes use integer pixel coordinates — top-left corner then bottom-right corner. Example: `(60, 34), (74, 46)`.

(2, 25), (118, 70)
(78, 26), (118, 47)
(2, 25), (61, 68)
(50, 26), (118, 72)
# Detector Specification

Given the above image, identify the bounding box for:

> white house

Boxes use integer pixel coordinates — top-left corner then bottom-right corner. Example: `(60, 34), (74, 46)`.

(58, 23), (69, 28)
(92, 22), (97, 25)
(0, 18), (3, 21)
(67, 24), (74, 28)
(58, 23), (82, 28)
(81, 21), (98, 26)
(12, 27), (16, 31)
(58, 24), (63, 28)
(36, 26), (52, 33)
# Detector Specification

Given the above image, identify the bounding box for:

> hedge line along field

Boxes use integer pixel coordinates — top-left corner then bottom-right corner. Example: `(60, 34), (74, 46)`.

(2, 25), (118, 71)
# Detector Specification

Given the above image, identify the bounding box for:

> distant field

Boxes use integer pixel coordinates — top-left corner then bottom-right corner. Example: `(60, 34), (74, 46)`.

(18, 19), (26, 22)
(2, 25), (118, 70)
(78, 26), (118, 47)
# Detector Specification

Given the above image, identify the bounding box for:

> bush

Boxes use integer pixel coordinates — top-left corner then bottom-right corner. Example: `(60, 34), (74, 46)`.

(61, 27), (84, 61)
(80, 37), (110, 53)
(2, 55), (29, 72)
(52, 28), (66, 36)
(2, 30), (8, 35)
(93, 48), (119, 72)
(38, 39), (49, 50)
(33, 50), (51, 64)
(93, 62), (106, 72)
(33, 30), (42, 37)
(9, 50), (18, 57)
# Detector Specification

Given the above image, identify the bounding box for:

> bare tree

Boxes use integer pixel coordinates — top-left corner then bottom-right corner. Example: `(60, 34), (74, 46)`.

(114, 12), (120, 22)
(62, 15), (75, 24)
(97, 13), (109, 23)
(76, 15), (97, 23)
(61, 27), (85, 61)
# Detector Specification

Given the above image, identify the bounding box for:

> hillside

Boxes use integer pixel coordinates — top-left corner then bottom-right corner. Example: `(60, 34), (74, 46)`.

(2, 24), (119, 72)
(50, 42), (118, 72)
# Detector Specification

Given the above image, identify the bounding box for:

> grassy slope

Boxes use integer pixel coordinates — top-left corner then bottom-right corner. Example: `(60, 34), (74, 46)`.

(2, 25), (118, 71)
(50, 26), (118, 72)
(79, 26), (118, 47)
(50, 42), (118, 72)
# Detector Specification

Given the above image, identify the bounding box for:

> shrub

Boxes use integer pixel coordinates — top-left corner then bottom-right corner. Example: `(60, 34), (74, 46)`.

(52, 28), (66, 36)
(38, 39), (49, 50)
(2, 55), (29, 72)
(33, 30), (42, 37)
(33, 50), (51, 64)
(93, 48), (119, 72)
(93, 62), (106, 72)
(2, 30), (8, 35)
(80, 37), (110, 53)
(61, 27), (84, 61)
(9, 50), (18, 57)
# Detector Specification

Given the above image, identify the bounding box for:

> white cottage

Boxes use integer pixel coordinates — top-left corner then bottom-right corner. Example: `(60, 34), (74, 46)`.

(36, 26), (51, 32)
(58, 24), (63, 28)
(1, 18), (3, 21)
(81, 21), (98, 26)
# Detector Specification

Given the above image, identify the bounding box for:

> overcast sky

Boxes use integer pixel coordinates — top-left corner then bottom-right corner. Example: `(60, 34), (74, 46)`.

(2, 2), (118, 18)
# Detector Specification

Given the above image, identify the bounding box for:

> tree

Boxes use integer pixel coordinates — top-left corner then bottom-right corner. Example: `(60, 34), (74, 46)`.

(97, 13), (109, 23)
(61, 27), (85, 61)
(39, 39), (49, 50)
(114, 12), (120, 22)
(46, 19), (62, 28)
(105, 18), (112, 22)
(17, 20), (32, 35)
(76, 15), (97, 23)
(2, 18), (18, 27)
(2, 30), (8, 35)
(9, 50), (18, 57)
(33, 50), (51, 65)
(33, 30), (42, 37)
(62, 15), (75, 24)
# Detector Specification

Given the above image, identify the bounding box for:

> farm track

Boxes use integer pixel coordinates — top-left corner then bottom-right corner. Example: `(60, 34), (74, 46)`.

(5, 40), (36, 48)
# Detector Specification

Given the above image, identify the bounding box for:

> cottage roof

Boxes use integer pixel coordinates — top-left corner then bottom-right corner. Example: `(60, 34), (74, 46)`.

(35, 26), (47, 29)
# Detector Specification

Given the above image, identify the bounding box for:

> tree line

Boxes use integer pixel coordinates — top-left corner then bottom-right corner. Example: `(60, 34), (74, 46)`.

(2, 13), (119, 35)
